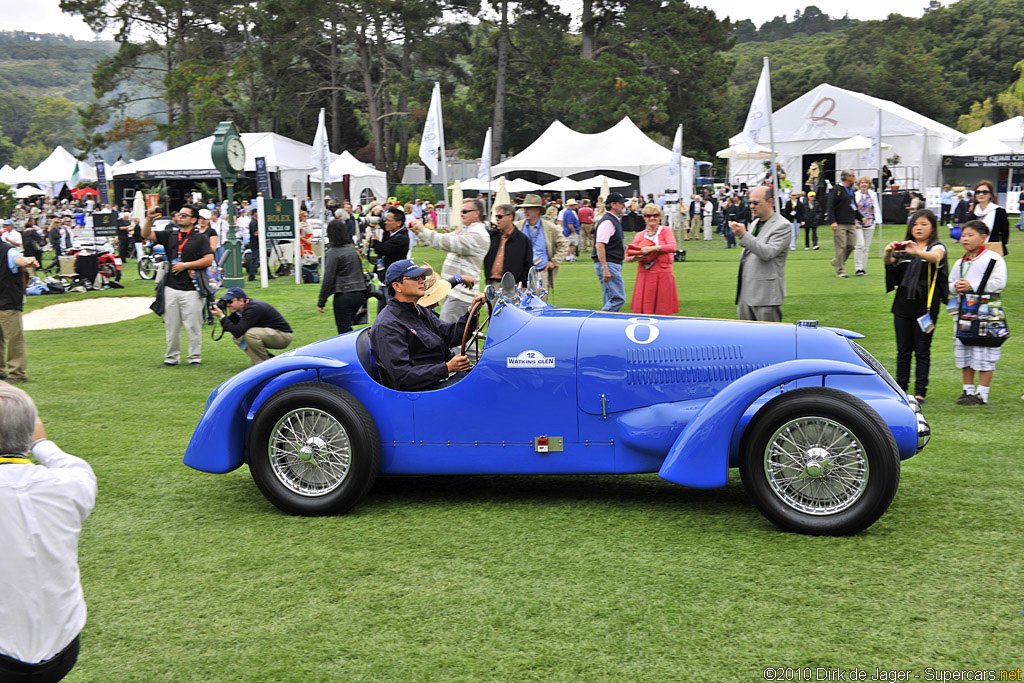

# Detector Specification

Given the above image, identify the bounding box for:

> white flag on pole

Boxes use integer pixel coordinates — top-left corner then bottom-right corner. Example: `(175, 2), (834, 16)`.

(740, 60), (772, 151)
(866, 109), (882, 168)
(668, 124), (682, 180)
(420, 84), (442, 174)
(477, 127), (492, 185)
(311, 108), (331, 179)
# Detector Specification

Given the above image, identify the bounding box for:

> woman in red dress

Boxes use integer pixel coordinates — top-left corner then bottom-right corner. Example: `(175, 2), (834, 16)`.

(626, 204), (678, 315)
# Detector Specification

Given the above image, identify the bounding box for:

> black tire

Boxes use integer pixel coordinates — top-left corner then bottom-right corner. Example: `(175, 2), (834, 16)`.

(739, 387), (900, 536)
(247, 382), (380, 515)
(138, 257), (156, 280)
(99, 262), (120, 282)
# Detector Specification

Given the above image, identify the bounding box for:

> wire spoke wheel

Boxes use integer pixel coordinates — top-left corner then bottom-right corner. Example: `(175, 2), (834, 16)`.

(248, 382), (380, 516)
(763, 417), (868, 515)
(739, 387), (900, 535)
(268, 408), (352, 496)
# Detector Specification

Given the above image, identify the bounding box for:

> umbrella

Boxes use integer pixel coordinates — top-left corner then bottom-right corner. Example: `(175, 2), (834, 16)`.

(502, 178), (540, 193)
(822, 135), (892, 154)
(70, 187), (99, 198)
(14, 185), (43, 199)
(450, 180), (463, 230)
(583, 174), (631, 190)
(132, 189), (146, 225)
(540, 176), (590, 192)
(451, 177), (482, 191)
(716, 143), (771, 160)
(492, 177), (511, 222)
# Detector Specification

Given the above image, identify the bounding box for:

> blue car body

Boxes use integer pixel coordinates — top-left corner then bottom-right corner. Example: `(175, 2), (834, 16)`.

(185, 290), (925, 509)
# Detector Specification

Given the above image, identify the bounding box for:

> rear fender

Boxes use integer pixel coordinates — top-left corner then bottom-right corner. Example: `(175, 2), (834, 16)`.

(183, 356), (347, 474)
(657, 359), (873, 489)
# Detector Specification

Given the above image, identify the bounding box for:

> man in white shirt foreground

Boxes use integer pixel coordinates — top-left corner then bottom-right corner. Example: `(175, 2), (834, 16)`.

(0, 383), (97, 682)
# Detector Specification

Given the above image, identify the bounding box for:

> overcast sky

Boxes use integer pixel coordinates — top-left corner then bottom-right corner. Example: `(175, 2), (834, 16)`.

(1, 0), (932, 41)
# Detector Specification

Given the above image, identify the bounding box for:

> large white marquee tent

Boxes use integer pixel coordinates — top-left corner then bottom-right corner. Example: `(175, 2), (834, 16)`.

(724, 83), (965, 190)
(492, 117), (692, 199)
(114, 132), (329, 198)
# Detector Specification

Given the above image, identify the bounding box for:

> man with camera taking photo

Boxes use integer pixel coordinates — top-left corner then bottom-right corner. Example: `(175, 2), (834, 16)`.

(211, 287), (293, 365)
(142, 203), (214, 367)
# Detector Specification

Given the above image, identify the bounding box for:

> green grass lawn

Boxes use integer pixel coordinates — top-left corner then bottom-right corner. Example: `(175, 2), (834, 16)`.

(20, 225), (1023, 681)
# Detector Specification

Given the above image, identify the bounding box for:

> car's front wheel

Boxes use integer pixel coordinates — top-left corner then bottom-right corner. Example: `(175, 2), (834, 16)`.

(248, 382), (380, 515)
(739, 387), (900, 535)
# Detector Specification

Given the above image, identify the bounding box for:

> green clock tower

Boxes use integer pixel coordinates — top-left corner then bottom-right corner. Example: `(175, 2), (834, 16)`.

(211, 121), (246, 288)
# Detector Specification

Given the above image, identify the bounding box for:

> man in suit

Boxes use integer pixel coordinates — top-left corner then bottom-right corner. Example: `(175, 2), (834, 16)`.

(730, 185), (792, 322)
(515, 194), (568, 297)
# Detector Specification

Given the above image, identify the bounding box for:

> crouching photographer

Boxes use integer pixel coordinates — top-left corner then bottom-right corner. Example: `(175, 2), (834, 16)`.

(211, 287), (293, 365)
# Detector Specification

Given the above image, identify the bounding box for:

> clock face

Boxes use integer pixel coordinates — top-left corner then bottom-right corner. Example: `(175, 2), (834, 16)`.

(226, 137), (246, 172)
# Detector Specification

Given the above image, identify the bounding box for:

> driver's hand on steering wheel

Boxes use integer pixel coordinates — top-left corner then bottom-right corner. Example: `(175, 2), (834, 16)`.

(446, 355), (471, 373)
(471, 293), (486, 306)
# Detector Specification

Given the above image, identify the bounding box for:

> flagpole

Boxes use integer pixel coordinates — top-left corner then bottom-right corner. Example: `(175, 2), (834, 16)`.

(434, 82), (449, 228)
(876, 109), (884, 258)
(876, 109), (884, 259)
(764, 57), (780, 215)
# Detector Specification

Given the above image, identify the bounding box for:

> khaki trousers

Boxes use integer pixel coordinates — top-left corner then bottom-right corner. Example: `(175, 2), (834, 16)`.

(163, 287), (204, 364)
(580, 223), (594, 252)
(830, 223), (857, 276)
(0, 308), (27, 380)
(234, 327), (293, 364)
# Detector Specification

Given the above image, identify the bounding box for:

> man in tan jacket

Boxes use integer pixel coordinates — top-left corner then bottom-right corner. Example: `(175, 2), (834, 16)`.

(515, 194), (568, 298)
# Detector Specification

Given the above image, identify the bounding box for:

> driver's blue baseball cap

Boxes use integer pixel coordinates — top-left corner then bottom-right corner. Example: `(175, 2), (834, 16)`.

(385, 259), (432, 285)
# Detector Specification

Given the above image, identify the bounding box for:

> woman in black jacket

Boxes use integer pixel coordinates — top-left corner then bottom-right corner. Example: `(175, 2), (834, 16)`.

(318, 217), (367, 334)
(969, 179), (1009, 255)
(883, 209), (948, 403)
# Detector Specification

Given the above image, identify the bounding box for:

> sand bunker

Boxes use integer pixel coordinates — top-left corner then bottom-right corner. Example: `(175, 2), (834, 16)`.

(24, 297), (154, 331)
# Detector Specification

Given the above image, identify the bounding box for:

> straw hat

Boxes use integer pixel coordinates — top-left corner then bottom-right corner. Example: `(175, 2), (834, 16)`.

(519, 194), (544, 208)
(418, 264), (452, 308)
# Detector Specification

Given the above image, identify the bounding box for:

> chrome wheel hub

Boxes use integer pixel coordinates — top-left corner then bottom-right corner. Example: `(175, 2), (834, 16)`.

(763, 417), (869, 515)
(268, 408), (351, 497)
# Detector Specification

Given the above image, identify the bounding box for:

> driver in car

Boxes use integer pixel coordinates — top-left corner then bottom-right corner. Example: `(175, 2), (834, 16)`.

(371, 259), (486, 391)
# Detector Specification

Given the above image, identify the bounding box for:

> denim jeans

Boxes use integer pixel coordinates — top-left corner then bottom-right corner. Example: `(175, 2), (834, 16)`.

(594, 261), (625, 312)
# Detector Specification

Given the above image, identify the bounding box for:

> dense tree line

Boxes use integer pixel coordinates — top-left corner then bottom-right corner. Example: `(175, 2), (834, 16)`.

(3, 1), (1024, 183)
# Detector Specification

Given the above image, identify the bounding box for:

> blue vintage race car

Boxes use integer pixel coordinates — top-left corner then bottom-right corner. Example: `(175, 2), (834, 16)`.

(184, 272), (930, 535)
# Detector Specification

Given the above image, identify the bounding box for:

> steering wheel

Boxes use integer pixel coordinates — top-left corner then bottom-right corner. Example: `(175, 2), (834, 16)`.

(460, 297), (495, 363)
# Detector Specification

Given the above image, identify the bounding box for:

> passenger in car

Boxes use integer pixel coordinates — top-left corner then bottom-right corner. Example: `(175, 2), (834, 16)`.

(370, 259), (486, 391)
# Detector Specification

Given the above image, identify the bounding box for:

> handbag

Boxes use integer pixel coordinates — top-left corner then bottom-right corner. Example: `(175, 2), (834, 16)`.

(955, 260), (1009, 347)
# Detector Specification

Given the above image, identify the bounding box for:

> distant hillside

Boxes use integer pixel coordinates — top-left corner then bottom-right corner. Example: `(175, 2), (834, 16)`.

(0, 32), (117, 106)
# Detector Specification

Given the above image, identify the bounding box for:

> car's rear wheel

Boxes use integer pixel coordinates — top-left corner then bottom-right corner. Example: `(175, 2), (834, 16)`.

(248, 382), (380, 515)
(739, 387), (900, 535)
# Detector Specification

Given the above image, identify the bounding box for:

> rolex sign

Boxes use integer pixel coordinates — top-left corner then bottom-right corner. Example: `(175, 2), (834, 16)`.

(264, 198), (295, 240)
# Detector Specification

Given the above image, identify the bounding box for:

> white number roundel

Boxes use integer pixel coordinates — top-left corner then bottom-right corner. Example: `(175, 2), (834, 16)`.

(625, 317), (660, 344)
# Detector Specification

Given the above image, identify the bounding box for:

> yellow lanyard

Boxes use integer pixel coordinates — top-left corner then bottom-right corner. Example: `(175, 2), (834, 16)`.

(0, 456), (31, 465)
(926, 262), (937, 310)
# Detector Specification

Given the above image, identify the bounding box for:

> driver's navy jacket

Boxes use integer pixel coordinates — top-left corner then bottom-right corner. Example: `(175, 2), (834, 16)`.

(370, 299), (474, 391)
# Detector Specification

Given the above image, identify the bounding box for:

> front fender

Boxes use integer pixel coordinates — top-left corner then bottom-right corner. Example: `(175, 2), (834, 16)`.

(657, 359), (874, 489)
(183, 356), (348, 474)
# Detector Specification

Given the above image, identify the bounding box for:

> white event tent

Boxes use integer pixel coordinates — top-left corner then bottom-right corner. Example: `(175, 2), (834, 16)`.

(943, 117), (1024, 208)
(725, 83), (965, 190)
(309, 150), (387, 205)
(22, 145), (82, 194)
(114, 132), (335, 199)
(0, 164), (15, 185)
(492, 117), (691, 199)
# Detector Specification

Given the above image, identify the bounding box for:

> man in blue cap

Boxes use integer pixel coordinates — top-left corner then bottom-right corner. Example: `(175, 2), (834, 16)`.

(211, 287), (293, 364)
(370, 259), (485, 391)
